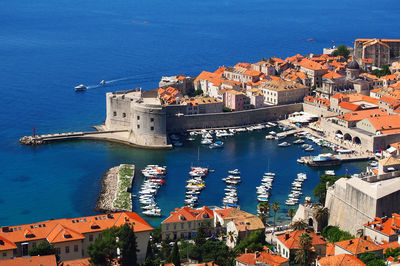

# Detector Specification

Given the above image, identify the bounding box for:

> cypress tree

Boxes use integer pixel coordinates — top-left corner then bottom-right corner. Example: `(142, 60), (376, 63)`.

(169, 242), (181, 266)
(118, 224), (138, 266)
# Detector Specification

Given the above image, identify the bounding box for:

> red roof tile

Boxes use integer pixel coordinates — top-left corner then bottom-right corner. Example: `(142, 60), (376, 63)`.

(335, 237), (383, 255)
(0, 255), (57, 266)
(317, 254), (365, 266)
(162, 206), (214, 224)
(236, 251), (289, 266)
(277, 230), (326, 250)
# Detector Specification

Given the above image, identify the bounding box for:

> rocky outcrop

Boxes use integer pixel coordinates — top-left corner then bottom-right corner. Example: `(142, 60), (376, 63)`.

(19, 136), (43, 145)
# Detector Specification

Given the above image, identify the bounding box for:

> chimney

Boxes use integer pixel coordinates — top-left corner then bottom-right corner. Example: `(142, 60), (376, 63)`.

(285, 233), (290, 240)
(393, 215), (396, 226)
(349, 240), (353, 244)
(363, 236), (367, 240)
(245, 248), (248, 254)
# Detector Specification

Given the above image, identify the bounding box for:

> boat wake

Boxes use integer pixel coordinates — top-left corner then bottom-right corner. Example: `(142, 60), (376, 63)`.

(82, 74), (159, 90)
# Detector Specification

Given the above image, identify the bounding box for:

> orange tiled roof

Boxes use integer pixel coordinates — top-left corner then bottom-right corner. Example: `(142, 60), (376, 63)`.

(362, 58), (373, 64)
(323, 71), (342, 79)
(277, 230), (326, 250)
(0, 255), (57, 266)
(244, 70), (263, 77)
(382, 74), (398, 81)
(60, 257), (90, 266)
(364, 214), (400, 237)
(304, 96), (330, 107)
(390, 142), (400, 150)
(0, 235), (17, 251)
(368, 115), (400, 131)
(339, 101), (361, 111)
(162, 206), (214, 223)
(296, 58), (327, 71)
(46, 224), (85, 244)
(326, 243), (335, 256)
(236, 251), (289, 266)
(234, 62), (251, 69)
(0, 212), (152, 245)
(335, 237), (382, 255)
(285, 54), (304, 63)
(338, 108), (387, 122)
(380, 96), (400, 108)
(380, 240), (400, 253)
(317, 254), (365, 266)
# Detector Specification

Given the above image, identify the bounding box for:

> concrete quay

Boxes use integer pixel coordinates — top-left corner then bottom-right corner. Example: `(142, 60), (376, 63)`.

(300, 154), (374, 166)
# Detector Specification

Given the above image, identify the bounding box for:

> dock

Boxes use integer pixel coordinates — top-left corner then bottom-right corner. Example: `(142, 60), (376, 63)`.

(301, 154), (374, 166)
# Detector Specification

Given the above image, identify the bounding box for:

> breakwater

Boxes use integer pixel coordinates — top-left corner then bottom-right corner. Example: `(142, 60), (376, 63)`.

(95, 164), (135, 213)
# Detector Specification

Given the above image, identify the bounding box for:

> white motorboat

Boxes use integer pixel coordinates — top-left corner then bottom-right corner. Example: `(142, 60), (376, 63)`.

(278, 142), (290, 147)
(293, 139), (305, 144)
(304, 146), (314, 151)
(143, 209), (162, 217)
(100, 80), (105, 85)
(74, 84), (87, 91)
(201, 138), (213, 145)
(228, 169), (240, 175)
(269, 131), (277, 136)
(297, 158), (305, 164)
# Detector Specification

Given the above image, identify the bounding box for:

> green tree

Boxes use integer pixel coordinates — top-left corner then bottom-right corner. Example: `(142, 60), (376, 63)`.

(262, 57), (267, 62)
(151, 226), (162, 243)
(313, 207), (329, 232)
(194, 223), (207, 247)
(88, 227), (119, 266)
(223, 106), (232, 112)
(333, 44), (350, 59)
(234, 230), (266, 253)
(258, 202), (270, 225)
(288, 208), (296, 223)
(372, 64), (391, 77)
(291, 219), (308, 230)
(321, 226), (353, 243)
(385, 247), (400, 259)
(143, 240), (161, 266)
(271, 202), (280, 231)
(169, 242), (181, 266)
(359, 251), (385, 266)
(29, 241), (60, 263)
(118, 224), (138, 266)
(161, 239), (172, 260)
(194, 89), (203, 96)
(295, 233), (316, 266)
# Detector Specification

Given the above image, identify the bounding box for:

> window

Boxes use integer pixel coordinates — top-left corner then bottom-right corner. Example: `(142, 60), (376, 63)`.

(181, 223), (184, 229)
(188, 222), (191, 229)
(89, 234), (93, 242)
(74, 245), (78, 252)
(123, 113), (126, 118)
(65, 246), (69, 253)
(2, 253), (6, 257)
(56, 248), (61, 255)
(113, 111), (117, 116)
(151, 126), (154, 131)
(174, 224), (176, 230)
(150, 118), (154, 122)
(137, 116), (140, 120)
(137, 125), (140, 129)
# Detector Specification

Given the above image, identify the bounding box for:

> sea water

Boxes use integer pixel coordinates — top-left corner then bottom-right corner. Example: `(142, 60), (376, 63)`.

(1, 0), (399, 227)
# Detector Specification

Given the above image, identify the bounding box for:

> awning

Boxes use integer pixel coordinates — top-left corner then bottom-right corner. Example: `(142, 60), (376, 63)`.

(386, 146), (397, 153)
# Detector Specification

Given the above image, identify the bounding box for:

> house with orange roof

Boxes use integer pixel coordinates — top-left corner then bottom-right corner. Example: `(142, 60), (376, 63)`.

(275, 230), (326, 260)
(329, 93), (379, 115)
(0, 254), (58, 266)
(223, 66), (263, 84)
(60, 257), (90, 266)
(194, 70), (225, 97)
(291, 58), (328, 87)
(0, 212), (152, 263)
(316, 254), (365, 266)
(224, 89), (250, 111)
(161, 206), (215, 240)
(226, 213), (265, 248)
(378, 96), (400, 113)
(317, 71), (353, 99)
(261, 80), (309, 105)
(185, 97), (223, 114)
(158, 86), (183, 105)
(251, 60), (276, 76)
(356, 113), (400, 136)
(334, 236), (383, 258)
(281, 68), (311, 87)
(245, 88), (264, 108)
(382, 75), (399, 88)
(159, 74), (195, 95)
(236, 250), (289, 266)
(268, 57), (289, 74)
(363, 214), (400, 243)
(360, 73), (383, 89)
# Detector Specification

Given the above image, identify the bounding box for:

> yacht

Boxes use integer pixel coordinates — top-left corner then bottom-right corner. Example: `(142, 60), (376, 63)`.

(228, 169), (241, 175)
(74, 84), (87, 91)
(278, 142), (291, 147)
(100, 80), (105, 85)
(304, 146), (314, 151)
(142, 208), (162, 217)
(293, 139), (305, 144)
(201, 138), (213, 145)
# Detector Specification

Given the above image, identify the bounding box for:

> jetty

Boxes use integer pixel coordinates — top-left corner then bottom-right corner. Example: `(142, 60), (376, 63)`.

(95, 164), (135, 213)
(19, 130), (129, 145)
(301, 154), (374, 166)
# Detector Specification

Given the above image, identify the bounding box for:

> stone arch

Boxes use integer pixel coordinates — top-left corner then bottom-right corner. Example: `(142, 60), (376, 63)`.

(353, 136), (361, 145)
(335, 130), (343, 135)
(344, 133), (352, 141)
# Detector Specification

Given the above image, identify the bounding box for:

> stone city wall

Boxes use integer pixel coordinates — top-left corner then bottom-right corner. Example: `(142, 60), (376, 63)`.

(302, 102), (336, 118)
(166, 103), (303, 132)
(325, 182), (376, 235)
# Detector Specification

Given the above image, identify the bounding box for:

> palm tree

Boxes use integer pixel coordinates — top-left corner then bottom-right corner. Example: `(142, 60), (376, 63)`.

(271, 202), (280, 231)
(295, 233), (316, 266)
(313, 206), (329, 232)
(288, 208), (296, 224)
(257, 202), (270, 225)
(227, 230), (237, 244)
(291, 219), (308, 230)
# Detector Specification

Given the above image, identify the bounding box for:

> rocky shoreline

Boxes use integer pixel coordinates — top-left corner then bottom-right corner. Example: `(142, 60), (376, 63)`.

(95, 165), (126, 213)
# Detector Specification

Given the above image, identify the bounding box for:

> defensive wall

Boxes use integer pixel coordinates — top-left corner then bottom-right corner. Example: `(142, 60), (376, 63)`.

(166, 103), (303, 132)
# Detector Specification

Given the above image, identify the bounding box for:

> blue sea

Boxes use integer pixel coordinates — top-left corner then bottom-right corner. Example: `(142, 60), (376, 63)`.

(1, 0), (399, 228)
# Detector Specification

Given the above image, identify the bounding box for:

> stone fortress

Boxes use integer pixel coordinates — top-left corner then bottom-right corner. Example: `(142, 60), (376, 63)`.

(101, 87), (302, 148)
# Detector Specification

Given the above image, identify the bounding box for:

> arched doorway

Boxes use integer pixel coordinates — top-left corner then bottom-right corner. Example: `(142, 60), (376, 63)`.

(353, 136), (361, 145)
(308, 218), (314, 227)
(344, 133), (352, 141)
